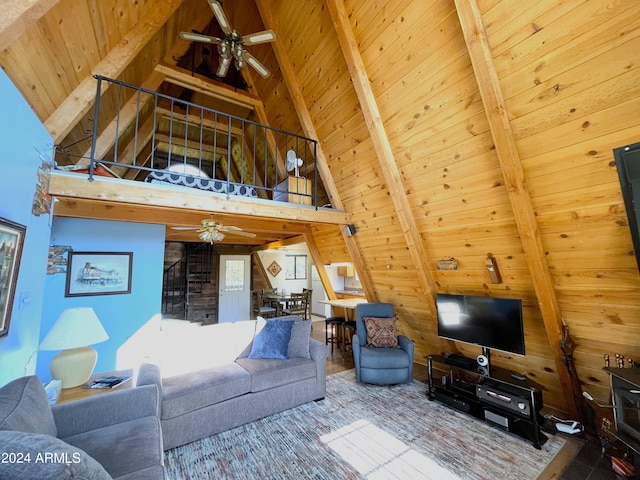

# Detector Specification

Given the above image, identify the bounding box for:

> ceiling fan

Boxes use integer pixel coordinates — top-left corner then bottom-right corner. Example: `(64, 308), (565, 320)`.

(172, 218), (257, 244)
(179, 0), (275, 78)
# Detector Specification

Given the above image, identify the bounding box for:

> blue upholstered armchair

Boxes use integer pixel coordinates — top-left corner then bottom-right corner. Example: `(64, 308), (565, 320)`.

(352, 303), (414, 385)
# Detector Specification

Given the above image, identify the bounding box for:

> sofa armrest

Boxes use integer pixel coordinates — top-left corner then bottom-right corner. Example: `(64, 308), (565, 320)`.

(309, 338), (328, 384)
(52, 384), (160, 439)
(308, 338), (328, 363)
(352, 333), (362, 381)
(136, 362), (163, 394)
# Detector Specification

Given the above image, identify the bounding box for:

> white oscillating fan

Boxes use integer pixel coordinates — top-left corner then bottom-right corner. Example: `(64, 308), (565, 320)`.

(286, 150), (303, 177)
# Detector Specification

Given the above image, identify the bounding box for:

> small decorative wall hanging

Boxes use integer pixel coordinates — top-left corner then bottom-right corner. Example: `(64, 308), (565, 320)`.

(436, 258), (458, 271)
(47, 245), (73, 275)
(485, 253), (502, 284)
(267, 261), (282, 277)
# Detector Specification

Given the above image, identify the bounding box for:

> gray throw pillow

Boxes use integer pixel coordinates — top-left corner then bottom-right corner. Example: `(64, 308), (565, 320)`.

(0, 431), (112, 479)
(0, 376), (57, 437)
(288, 319), (312, 358)
(256, 316), (311, 359)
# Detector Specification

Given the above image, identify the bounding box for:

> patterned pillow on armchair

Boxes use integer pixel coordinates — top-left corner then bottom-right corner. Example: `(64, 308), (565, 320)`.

(363, 316), (399, 348)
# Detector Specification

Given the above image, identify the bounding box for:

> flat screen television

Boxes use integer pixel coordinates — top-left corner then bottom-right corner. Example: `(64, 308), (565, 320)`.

(436, 293), (525, 356)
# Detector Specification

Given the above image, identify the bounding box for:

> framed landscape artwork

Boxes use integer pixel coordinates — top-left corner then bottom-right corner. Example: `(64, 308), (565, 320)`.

(0, 217), (26, 337)
(65, 252), (133, 297)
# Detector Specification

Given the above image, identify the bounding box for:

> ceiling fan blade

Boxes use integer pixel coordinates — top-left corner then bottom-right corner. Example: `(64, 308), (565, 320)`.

(242, 30), (276, 46)
(208, 0), (232, 34)
(171, 226), (200, 230)
(224, 230), (257, 238)
(242, 51), (270, 78)
(179, 31), (221, 44)
(218, 225), (242, 231)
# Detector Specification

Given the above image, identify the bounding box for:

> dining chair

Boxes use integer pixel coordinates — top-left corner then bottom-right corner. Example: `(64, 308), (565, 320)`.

(252, 291), (276, 318)
(302, 288), (313, 320)
(282, 292), (307, 317)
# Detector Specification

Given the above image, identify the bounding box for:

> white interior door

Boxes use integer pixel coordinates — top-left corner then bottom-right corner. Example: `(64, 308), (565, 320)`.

(218, 255), (251, 323)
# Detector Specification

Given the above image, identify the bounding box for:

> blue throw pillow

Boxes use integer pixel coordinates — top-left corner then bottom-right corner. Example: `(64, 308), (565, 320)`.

(248, 319), (294, 359)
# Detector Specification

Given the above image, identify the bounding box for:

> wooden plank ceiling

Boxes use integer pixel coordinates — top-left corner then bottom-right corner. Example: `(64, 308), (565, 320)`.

(1, 0), (640, 417)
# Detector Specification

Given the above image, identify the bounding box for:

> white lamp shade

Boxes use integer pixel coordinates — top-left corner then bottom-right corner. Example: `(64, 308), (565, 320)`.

(40, 307), (109, 351)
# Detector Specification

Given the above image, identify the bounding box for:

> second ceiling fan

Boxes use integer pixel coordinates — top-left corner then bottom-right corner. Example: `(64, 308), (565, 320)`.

(180, 0), (275, 78)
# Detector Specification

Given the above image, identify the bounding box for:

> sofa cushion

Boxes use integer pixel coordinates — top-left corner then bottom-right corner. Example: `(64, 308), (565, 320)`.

(235, 357), (316, 393)
(360, 346), (411, 369)
(364, 316), (399, 348)
(248, 318), (294, 359)
(161, 363), (251, 419)
(60, 416), (161, 480)
(286, 318), (312, 359)
(0, 430), (111, 479)
(0, 375), (57, 437)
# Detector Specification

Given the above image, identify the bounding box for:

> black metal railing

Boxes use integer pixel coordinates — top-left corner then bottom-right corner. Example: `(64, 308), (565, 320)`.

(87, 75), (320, 206)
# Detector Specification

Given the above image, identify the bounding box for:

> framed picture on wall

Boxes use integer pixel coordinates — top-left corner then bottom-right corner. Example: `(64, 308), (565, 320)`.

(0, 217), (26, 337)
(65, 252), (133, 297)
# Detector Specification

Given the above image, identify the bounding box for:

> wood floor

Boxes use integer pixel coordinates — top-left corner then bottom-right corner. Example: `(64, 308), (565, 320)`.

(309, 317), (581, 480)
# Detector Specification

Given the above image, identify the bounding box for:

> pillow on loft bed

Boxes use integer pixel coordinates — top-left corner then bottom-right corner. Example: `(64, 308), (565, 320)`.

(144, 170), (258, 198)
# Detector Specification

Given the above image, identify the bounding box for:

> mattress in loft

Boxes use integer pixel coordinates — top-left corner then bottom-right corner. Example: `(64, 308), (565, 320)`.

(145, 171), (258, 198)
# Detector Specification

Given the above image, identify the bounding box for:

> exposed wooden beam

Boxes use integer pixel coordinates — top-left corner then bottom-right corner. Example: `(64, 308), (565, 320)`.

(48, 171), (349, 225)
(324, 0), (438, 315)
(255, 235), (307, 250)
(155, 63), (263, 110)
(304, 232), (337, 301)
(0, 0), (59, 53)
(454, 0), (579, 419)
(44, 0), (186, 144)
(54, 197), (314, 234)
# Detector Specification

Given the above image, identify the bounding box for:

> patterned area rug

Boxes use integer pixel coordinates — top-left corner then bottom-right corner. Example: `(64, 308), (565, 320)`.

(164, 370), (565, 479)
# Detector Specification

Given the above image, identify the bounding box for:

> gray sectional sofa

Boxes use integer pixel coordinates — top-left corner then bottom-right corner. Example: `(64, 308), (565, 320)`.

(137, 316), (328, 450)
(0, 375), (165, 479)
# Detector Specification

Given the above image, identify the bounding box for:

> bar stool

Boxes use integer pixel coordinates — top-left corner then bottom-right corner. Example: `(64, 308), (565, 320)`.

(342, 321), (357, 355)
(325, 317), (344, 353)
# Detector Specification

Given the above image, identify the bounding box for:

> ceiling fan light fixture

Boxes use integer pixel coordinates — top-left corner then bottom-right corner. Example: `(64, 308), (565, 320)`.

(199, 229), (225, 244)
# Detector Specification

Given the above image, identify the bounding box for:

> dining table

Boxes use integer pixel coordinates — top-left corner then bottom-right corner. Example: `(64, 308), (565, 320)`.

(261, 292), (298, 315)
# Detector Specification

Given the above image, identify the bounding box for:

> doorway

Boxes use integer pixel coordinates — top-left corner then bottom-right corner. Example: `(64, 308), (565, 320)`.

(218, 254), (251, 322)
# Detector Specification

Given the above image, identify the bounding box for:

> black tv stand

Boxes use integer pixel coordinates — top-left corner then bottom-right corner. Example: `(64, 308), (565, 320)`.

(427, 354), (548, 449)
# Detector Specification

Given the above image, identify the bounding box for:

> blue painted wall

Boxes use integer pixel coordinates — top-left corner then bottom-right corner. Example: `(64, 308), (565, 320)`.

(37, 218), (165, 382)
(0, 70), (54, 387)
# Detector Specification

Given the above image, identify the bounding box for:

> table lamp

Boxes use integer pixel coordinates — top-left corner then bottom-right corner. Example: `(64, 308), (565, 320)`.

(40, 307), (109, 388)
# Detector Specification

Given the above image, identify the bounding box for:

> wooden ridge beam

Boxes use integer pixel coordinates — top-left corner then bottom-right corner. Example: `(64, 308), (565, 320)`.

(454, 0), (578, 418)
(44, 0), (186, 144)
(324, 0), (438, 314)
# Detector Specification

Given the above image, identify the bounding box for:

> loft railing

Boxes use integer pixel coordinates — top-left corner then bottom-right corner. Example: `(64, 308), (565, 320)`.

(87, 75), (319, 206)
